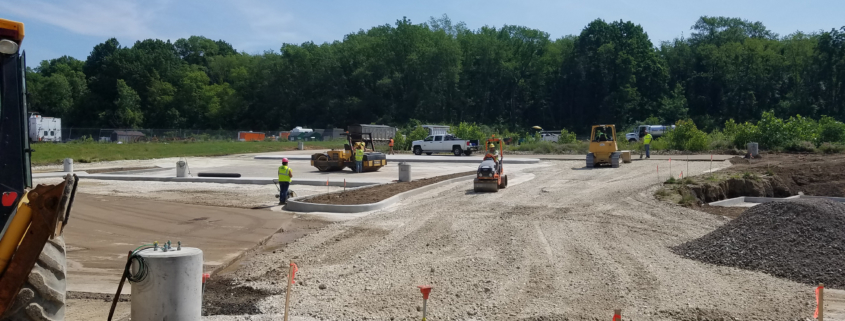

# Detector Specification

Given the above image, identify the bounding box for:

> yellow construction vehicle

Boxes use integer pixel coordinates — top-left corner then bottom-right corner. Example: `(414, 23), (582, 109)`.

(310, 130), (387, 172)
(586, 125), (631, 168)
(0, 18), (79, 320)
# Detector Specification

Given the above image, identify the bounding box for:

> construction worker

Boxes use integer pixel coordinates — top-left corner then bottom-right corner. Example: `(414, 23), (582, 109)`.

(643, 131), (653, 159)
(596, 129), (607, 142)
(355, 143), (364, 173)
(485, 143), (499, 162)
(278, 158), (293, 204)
(388, 137), (395, 155)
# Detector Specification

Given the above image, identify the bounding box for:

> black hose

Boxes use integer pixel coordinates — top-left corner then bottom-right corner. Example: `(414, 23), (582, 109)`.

(126, 246), (153, 283)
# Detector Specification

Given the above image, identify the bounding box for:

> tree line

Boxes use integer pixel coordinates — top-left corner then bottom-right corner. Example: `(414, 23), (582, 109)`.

(25, 15), (845, 134)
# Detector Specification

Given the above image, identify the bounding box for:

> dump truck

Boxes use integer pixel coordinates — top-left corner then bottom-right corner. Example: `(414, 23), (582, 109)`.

(310, 131), (387, 172)
(586, 125), (631, 168)
(0, 18), (79, 320)
(625, 124), (675, 142)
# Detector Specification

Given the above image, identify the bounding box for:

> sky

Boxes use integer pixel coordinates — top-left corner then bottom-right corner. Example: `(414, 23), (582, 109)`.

(2, 0), (843, 67)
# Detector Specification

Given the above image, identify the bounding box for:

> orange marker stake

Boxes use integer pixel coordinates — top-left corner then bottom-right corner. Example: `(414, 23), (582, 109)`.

(816, 283), (824, 320)
(418, 285), (432, 321)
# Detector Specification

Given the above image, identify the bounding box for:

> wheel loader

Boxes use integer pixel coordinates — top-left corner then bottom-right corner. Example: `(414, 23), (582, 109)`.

(473, 138), (508, 192)
(586, 125), (631, 168)
(0, 18), (79, 320)
(310, 131), (387, 172)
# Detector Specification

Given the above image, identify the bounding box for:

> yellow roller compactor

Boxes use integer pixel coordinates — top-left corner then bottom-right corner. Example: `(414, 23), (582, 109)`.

(311, 130), (387, 172)
(0, 18), (79, 320)
(586, 125), (631, 168)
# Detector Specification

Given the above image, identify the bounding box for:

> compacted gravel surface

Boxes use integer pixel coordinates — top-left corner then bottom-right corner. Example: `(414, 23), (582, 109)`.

(208, 160), (819, 321)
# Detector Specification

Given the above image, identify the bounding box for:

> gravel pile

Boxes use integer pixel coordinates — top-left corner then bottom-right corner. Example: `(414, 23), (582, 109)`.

(675, 198), (845, 288)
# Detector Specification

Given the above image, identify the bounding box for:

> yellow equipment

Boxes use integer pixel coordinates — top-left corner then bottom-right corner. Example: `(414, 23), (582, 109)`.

(0, 18), (79, 320)
(311, 132), (387, 172)
(586, 125), (631, 168)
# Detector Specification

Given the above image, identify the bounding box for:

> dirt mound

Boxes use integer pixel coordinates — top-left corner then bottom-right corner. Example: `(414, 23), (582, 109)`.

(675, 198), (845, 289)
(303, 171), (473, 205)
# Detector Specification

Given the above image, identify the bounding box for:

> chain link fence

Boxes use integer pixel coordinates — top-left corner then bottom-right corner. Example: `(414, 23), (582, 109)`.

(59, 128), (336, 143)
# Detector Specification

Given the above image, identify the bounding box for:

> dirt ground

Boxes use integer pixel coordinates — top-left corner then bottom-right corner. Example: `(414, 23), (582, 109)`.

(725, 153), (845, 196)
(661, 153), (845, 218)
(304, 171), (474, 205)
(60, 192), (331, 320)
(200, 159), (827, 320)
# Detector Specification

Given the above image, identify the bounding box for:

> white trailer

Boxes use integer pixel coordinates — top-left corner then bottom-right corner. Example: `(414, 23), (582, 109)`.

(28, 114), (62, 142)
(422, 125), (450, 136)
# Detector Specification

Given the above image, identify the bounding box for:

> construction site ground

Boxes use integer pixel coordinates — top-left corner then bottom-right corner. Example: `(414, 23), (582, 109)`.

(203, 159), (834, 320)
(303, 171), (475, 205)
(29, 151), (845, 320)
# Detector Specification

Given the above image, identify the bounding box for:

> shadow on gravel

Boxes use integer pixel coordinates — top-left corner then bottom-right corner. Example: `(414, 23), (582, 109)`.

(202, 277), (279, 316)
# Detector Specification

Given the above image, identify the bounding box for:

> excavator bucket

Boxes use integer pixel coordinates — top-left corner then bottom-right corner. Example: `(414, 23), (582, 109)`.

(473, 178), (499, 193)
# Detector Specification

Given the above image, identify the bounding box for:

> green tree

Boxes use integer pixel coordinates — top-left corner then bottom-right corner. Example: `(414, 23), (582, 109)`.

(106, 79), (144, 128)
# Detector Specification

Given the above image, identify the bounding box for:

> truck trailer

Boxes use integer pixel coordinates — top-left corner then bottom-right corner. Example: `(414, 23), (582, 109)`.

(28, 114), (61, 142)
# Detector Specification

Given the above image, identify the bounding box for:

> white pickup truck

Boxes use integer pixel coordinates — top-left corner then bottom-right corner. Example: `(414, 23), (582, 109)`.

(412, 134), (480, 156)
(625, 125), (675, 142)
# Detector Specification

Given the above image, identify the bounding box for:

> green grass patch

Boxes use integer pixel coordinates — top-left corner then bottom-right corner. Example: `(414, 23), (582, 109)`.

(506, 140), (589, 154)
(30, 140), (344, 166)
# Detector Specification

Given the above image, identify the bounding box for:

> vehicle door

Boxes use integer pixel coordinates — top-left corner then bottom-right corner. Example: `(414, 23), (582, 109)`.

(433, 135), (444, 151)
(422, 135), (435, 150)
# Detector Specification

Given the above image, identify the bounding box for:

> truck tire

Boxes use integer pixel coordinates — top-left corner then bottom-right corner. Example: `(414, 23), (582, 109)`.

(413, 146), (422, 155)
(1, 236), (66, 321)
(452, 146), (462, 156)
(628, 138), (637, 143)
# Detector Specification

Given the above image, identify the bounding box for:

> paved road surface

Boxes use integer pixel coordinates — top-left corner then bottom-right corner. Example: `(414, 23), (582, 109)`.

(210, 159), (822, 320)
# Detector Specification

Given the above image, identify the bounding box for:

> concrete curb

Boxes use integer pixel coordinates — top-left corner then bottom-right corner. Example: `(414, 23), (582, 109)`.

(74, 173), (377, 187)
(33, 171), (88, 178)
(285, 175), (475, 213)
(708, 195), (845, 207)
(255, 154), (541, 164)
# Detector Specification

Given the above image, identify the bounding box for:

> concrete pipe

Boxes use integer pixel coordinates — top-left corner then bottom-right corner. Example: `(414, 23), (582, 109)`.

(399, 162), (411, 182)
(63, 158), (73, 173)
(131, 247), (203, 321)
(176, 160), (187, 177)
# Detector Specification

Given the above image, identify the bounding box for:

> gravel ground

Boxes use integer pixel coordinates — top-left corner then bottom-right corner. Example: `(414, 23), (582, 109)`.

(676, 198), (845, 289)
(207, 159), (818, 320)
(304, 171), (474, 205)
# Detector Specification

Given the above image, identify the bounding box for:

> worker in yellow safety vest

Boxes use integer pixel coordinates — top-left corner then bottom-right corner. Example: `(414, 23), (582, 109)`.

(278, 158), (293, 204)
(354, 143), (364, 173)
(643, 132), (653, 159)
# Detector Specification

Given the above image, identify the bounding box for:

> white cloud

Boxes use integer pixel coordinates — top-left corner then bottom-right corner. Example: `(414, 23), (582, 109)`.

(1, 0), (169, 40)
(230, 0), (304, 49)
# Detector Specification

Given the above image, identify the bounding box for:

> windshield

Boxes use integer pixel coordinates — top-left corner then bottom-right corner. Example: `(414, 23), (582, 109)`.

(593, 126), (614, 142)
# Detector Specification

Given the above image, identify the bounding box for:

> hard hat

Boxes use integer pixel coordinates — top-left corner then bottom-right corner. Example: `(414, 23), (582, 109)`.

(282, 158), (289, 163)
(489, 143), (495, 148)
